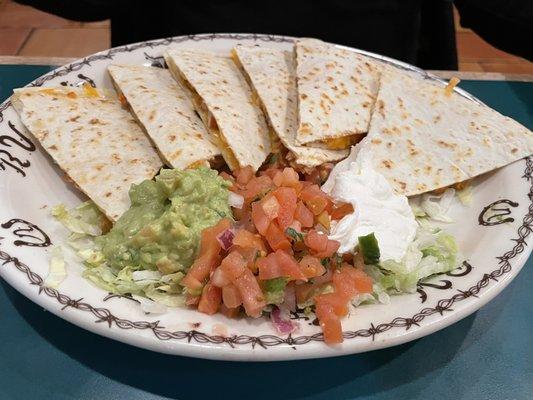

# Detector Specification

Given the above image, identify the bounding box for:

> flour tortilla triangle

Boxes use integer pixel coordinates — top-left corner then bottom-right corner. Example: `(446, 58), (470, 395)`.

(232, 44), (348, 168)
(12, 86), (163, 220)
(108, 64), (220, 169)
(295, 38), (380, 148)
(360, 68), (533, 196)
(165, 49), (271, 171)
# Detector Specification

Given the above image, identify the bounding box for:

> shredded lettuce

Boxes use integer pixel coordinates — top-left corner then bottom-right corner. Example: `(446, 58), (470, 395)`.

(44, 246), (67, 289)
(132, 294), (168, 314)
(409, 188), (455, 223)
(263, 277), (289, 305)
(352, 197), (459, 308)
(297, 283), (334, 309)
(52, 201), (105, 236)
(53, 201), (187, 309)
(364, 221), (458, 297)
(457, 184), (473, 205)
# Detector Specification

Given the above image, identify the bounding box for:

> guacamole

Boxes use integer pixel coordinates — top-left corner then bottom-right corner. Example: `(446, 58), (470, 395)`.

(97, 168), (232, 275)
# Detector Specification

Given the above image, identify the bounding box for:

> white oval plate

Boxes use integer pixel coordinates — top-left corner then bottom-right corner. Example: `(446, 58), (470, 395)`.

(0, 34), (531, 361)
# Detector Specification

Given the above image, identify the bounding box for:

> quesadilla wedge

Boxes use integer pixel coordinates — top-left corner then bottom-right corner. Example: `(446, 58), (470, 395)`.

(232, 44), (348, 168)
(295, 38), (380, 149)
(360, 68), (533, 196)
(164, 49), (271, 171)
(108, 64), (220, 169)
(12, 86), (163, 220)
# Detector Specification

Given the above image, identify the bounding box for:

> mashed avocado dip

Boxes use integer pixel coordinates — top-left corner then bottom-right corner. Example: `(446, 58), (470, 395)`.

(97, 168), (231, 275)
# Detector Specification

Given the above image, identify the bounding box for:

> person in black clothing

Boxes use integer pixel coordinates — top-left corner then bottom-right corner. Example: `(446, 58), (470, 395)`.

(14, 0), (533, 70)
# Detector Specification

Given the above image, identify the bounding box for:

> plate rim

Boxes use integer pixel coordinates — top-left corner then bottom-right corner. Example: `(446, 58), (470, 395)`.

(0, 32), (531, 361)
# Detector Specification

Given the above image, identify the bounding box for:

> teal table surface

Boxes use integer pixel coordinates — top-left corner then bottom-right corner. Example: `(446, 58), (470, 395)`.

(0, 66), (532, 400)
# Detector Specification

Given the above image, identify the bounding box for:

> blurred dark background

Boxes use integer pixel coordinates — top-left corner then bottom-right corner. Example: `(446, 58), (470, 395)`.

(0, 0), (531, 73)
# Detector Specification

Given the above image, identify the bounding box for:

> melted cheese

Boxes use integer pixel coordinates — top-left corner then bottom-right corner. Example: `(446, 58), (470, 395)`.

(315, 134), (362, 150)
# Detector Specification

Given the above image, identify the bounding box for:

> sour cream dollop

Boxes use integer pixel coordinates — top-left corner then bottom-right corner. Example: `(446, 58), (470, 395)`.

(322, 144), (417, 263)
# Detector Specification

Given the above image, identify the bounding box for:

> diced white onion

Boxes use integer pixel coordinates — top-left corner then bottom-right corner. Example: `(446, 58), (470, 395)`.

(44, 246), (67, 289)
(132, 270), (162, 282)
(228, 192), (244, 209)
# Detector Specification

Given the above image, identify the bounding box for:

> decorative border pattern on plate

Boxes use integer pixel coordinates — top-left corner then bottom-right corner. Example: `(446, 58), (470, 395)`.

(0, 33), (527, 349)
(1, 158), (531, 348)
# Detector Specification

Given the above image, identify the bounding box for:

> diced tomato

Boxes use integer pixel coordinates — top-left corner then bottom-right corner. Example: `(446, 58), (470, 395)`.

(307, 197), (329, 216)
(272, 169), (283, 187)
(222, 284), (243, 308)
(312, 266), (374, 344)
(304, 230), (340, 258)
(198, 283), (222, 315)
(304, 229), (328, 253)
(252, 201), (270, 235)
(299, 185), (332, 215)
(261, 194), (280, 220)
(332, 270), (358, 301)
(273, 187), (297, 230)
(257, 254), (282, 280)
(242, 175), (273, 201)
(282, 167), (302, 188)
(181, 218), (231, 290)
(315, 300), (343, 344)
(218, 251), (266, 318)
(219, 304), (240, 318)
(316, 240), (340, 258)
(275, 250), (307, 281)
(233, 269), (266, 318)
(234, 166), (254, 185)
(219, 250), (247, 276)
(233, 229), (267, 252)
(330, 202), (354, 220)
(265, 222), (292, 252)
(299, 255), (326, 278)
(235, 246), (260, 273)
(273, 167), (303, 192)
(294, 201), (314, 228)
(339, 265), (373, 294)
(257, 250), (307, 281)
(315, 292), (349, 316)
(298, 184), (327, 201)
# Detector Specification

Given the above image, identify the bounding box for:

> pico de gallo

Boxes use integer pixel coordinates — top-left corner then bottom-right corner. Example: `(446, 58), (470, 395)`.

(180, 165), (373, 344)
